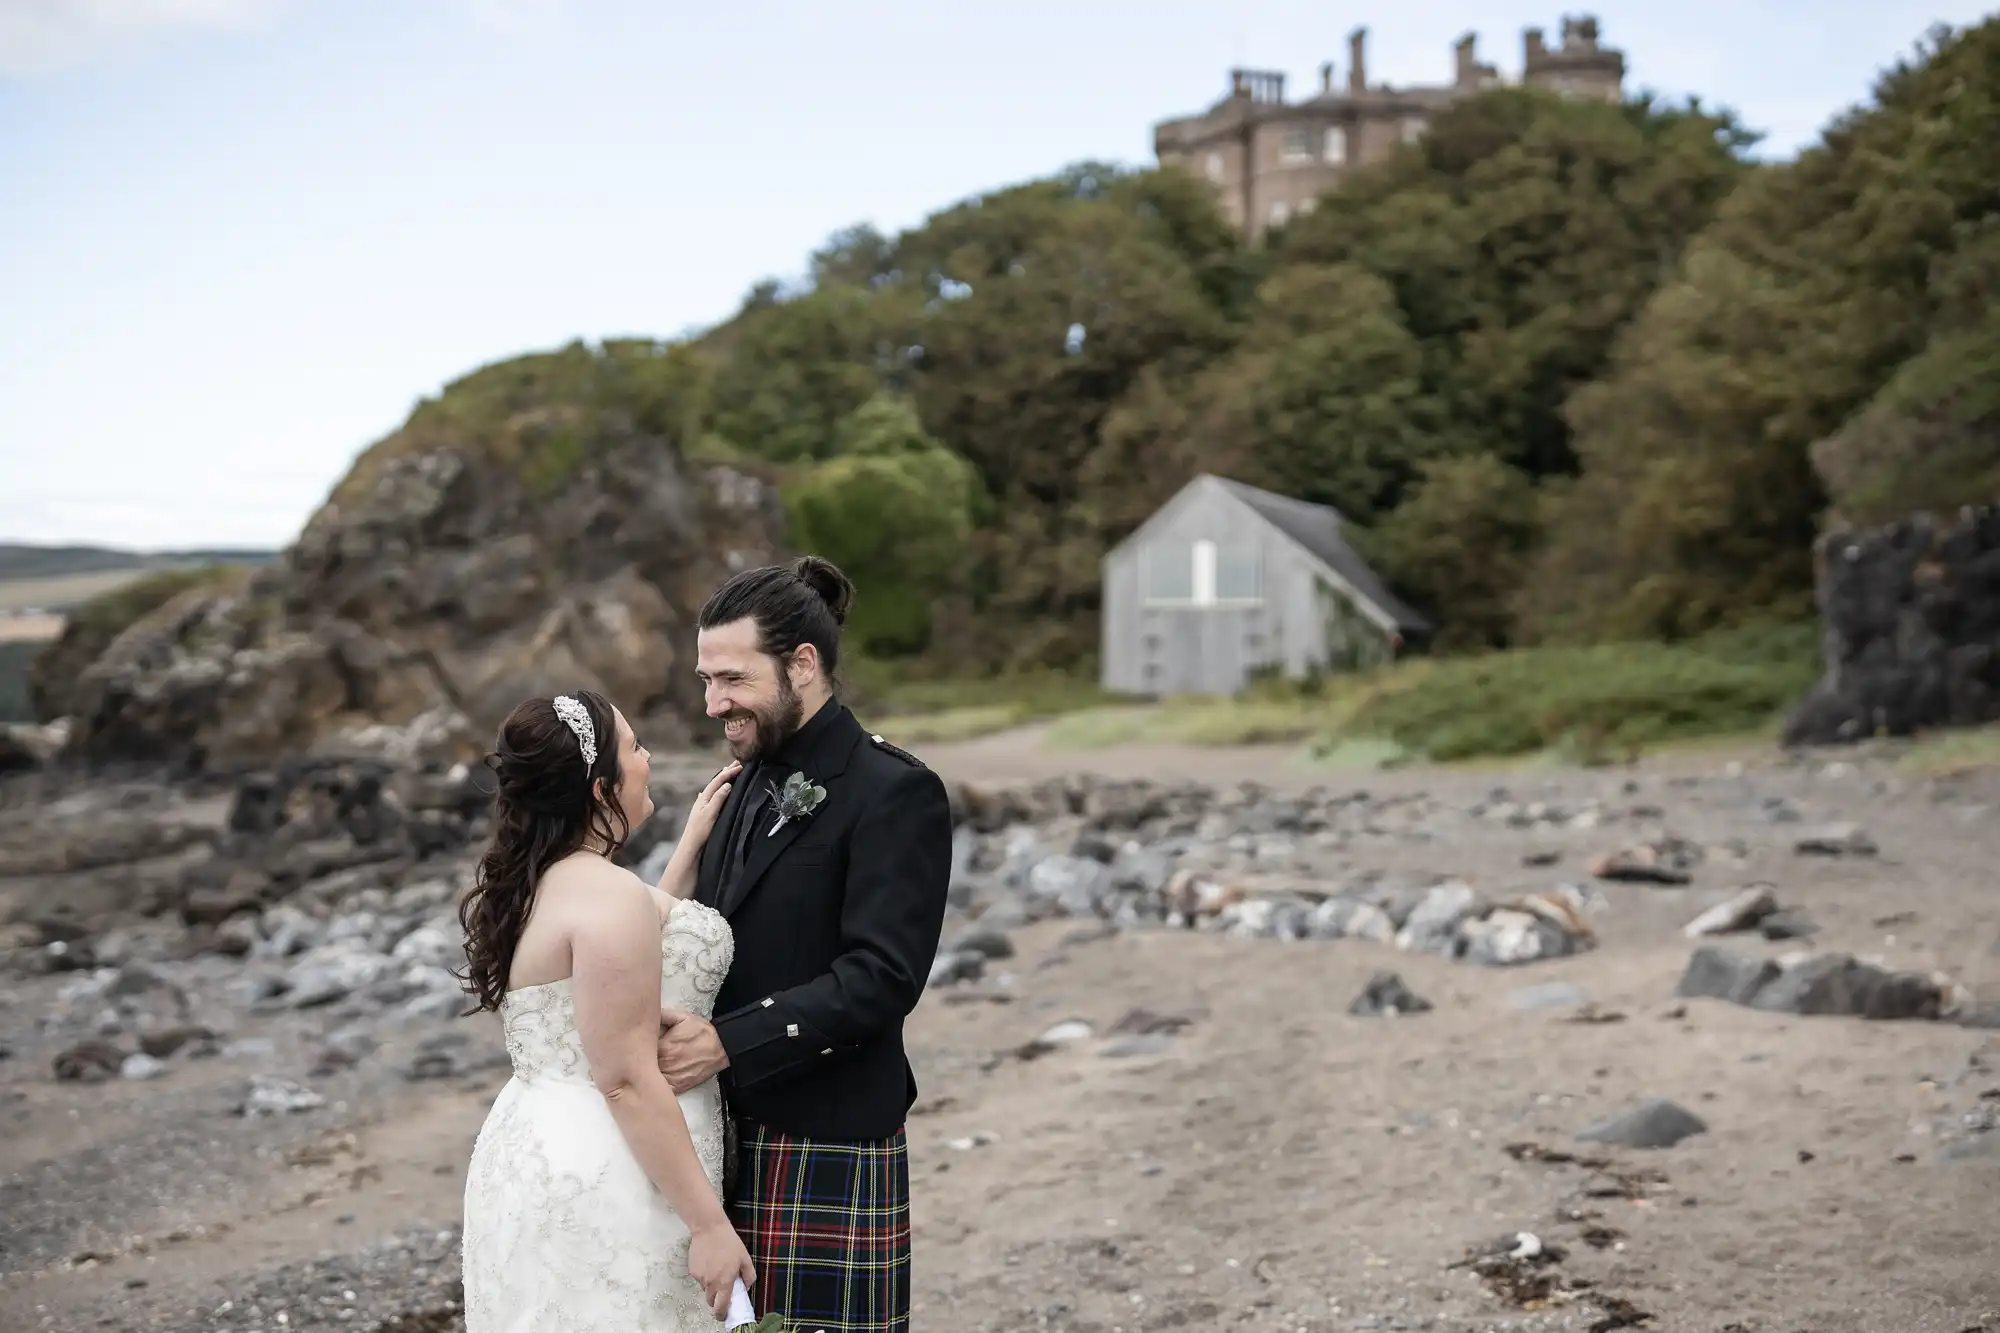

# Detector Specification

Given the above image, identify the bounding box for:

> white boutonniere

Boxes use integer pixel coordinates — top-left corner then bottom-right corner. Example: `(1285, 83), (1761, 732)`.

(767, 770), (827, 836)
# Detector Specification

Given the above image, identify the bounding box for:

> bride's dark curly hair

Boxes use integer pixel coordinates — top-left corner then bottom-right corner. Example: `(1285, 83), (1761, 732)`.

(457, 689), (631, 1013)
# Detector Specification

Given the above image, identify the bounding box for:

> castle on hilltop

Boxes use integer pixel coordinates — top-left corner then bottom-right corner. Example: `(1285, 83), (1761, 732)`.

(1154, 15), (1626, 239)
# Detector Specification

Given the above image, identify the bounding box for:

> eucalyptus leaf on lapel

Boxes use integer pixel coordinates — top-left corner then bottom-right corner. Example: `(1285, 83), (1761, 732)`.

(766, 770), (827, 836)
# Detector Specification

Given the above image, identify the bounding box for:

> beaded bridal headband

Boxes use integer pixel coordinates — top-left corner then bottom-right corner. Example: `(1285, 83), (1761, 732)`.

(551, 695), (597, 772)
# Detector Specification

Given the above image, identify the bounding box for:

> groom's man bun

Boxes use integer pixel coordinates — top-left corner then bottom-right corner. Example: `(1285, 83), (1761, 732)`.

(698, 555), (856, 682)
(790, 555), (853, 628)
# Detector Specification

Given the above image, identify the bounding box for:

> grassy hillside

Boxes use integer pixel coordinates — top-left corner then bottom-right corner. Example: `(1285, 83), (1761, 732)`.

(875, 624), (1821, 765)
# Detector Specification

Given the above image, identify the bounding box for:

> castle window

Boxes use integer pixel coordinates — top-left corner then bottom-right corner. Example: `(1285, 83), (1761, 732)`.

(1269, 200), (1291, 228)
(1280, 126), (1314, 162)
(1324, 126), (1348, 163)
(1204, 152), (1225, 181)
(1401, 116), (1426, 144)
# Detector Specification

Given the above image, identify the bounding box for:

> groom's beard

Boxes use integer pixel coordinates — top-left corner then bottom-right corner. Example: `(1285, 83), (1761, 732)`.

(723, 674), (805, 764)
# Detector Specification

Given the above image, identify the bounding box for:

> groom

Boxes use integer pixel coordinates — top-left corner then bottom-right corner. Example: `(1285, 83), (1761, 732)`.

(656, 556), (951, 1333)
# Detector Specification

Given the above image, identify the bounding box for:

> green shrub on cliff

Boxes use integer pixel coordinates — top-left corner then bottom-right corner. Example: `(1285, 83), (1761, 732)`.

(334, 338), (711, 505)
(27, 564), (234, 721)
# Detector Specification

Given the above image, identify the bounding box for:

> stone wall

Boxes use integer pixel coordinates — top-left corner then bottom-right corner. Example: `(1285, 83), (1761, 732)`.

(1782, 506), (2000, 744)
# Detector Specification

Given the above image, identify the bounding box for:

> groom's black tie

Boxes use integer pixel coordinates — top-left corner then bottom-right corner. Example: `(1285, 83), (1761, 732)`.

(721, 760), (769, 891)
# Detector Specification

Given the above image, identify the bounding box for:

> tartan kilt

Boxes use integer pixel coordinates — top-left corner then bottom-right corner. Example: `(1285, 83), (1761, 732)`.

(728, 1119), (911, 1332)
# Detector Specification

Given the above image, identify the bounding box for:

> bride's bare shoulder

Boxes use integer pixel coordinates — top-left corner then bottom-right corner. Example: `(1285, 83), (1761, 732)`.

(543, 855), (668, 923)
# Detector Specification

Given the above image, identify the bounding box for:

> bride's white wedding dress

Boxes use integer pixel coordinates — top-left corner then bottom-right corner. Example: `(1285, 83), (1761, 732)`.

(462, 897), (734, 1332)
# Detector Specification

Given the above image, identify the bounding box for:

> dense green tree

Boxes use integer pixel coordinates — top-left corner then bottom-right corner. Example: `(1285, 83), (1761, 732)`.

(1283, 87), (1752, 481)
(783, 394), (983, 655)
(705, 284), (908, 463)
(1364, 455), (1541, 651)
(1522, 19), (2000, 641)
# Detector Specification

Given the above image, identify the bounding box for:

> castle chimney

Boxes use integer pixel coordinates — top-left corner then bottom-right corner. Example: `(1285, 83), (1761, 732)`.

(1348, 26), (1367, 92)
(1320, 60), (1335, 93)
(1454, 33), (1479, 87)
(1523, 26), (1546, 63)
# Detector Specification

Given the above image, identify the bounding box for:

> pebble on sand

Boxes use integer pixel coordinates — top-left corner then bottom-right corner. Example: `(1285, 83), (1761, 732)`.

(1576, 1098), (1708, 1149)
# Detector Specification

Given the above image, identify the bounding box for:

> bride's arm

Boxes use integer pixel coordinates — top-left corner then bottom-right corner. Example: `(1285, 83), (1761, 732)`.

(569, 866), (731, 1231)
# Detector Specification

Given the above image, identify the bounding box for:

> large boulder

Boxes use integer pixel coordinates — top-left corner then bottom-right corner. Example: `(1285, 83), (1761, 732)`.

(1783, 507), (2000, 745)
(61, 358), (786, 769)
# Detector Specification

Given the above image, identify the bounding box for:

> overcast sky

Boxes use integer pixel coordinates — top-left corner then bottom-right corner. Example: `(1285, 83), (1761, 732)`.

(2, 0), (1990, 550)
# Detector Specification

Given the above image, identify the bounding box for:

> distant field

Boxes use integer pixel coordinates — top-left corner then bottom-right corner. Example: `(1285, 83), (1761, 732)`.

(0, 614), (63, 644)
(0, 569), (156, 614)
(0, 543), (275, 581)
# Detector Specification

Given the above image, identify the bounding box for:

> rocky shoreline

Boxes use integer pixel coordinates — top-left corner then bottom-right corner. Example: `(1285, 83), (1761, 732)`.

(5, 743), (2000, 1331)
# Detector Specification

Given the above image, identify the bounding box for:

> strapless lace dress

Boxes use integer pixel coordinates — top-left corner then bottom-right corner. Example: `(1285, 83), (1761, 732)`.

(462, 897), (733, 1332)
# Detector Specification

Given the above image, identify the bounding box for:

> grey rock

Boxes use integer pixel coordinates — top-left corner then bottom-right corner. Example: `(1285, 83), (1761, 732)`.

(1956, 1002), (2000, 1030)
(949, 928), (1015, 961)
(253, 905), (325, 960)
(1751, 953), (1944, 1020)
(119, 1052), (167, 1081)
(1576, 1097), (1707, 1149)
(1940, 1133), (2000, 1162)
(224, 971), (288, 1008)
(1675, 946), (1781, 1005)
(1026, 855), (1108, 917)
(1395, 883), (1479, 955)
(1510, 982), (1591, 1012)
(1069, 831), (1120, 863)
(1348, 970), (1433, 1018)
(1100, 1033), (1176, 1058)
(1108, 1007), (1193, 1036)
(1588, 836), (1700, 885)
(138, 1025), (216, 1058)
(320, 1025), (379, 1067)
(220, 1037), (277, 1060)
(1683, 887), (1779, 939)
(284, 942), (393, 1008)
(975, 897), (1032, 931)
(635, 840), (676, 887)
(1757, 908), (1818, 941)
(398, 988), (466, 1022)
(52, 1039), (127, 1083)
(1107, 845), (1174, 896)
(1306, 897), (1396, 943)
(1795, 824), (1877, 857)
(213, 914), (262, 957)
(1458, 909), (1583, 967)
(390, 924), (459, 969)
(926, 950), (985, 988)
(241, 1075), (325, 1117)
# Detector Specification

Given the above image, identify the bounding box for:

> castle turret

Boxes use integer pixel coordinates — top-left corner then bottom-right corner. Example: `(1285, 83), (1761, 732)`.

(1521, 14), (1623, 102)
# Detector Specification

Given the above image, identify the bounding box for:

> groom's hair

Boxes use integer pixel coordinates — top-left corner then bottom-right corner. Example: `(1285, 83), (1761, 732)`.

(698, 555), (855, 685)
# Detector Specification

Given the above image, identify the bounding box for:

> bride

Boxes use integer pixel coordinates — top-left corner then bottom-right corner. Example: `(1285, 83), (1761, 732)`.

(457, 688), (753, 1328)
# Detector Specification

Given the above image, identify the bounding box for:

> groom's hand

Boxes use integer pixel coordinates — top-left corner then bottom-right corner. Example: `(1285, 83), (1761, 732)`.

(657, 1007), (729, 1094)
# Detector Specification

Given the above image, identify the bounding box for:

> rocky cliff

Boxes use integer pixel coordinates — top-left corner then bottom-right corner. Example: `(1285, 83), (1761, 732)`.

(60, 346), (786, 769)
(1782, 506), (2000, 744)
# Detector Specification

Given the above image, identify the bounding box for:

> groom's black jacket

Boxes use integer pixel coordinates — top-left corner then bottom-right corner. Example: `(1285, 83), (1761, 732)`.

(695, 699), (951, 1141)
